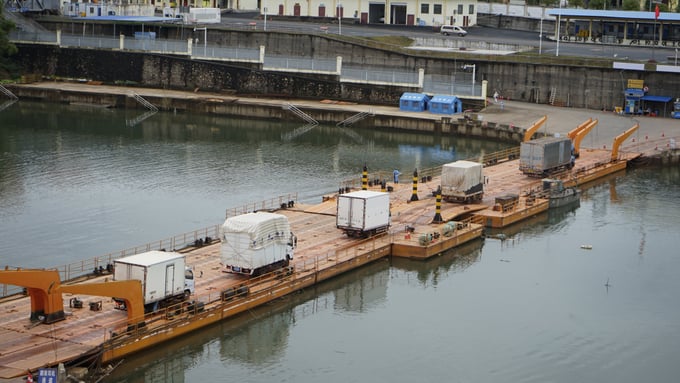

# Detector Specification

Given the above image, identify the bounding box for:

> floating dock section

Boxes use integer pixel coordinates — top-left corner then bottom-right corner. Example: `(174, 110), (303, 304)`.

(0, 144), (641, 380)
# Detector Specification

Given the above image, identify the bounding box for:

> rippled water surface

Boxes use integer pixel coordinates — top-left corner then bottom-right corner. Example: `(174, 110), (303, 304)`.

(1, 102), (679, 383)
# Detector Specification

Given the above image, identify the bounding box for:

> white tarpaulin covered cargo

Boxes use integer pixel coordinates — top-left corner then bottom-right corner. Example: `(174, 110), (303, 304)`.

(220, 212), (293, 274)
(441, 160), (484, 198)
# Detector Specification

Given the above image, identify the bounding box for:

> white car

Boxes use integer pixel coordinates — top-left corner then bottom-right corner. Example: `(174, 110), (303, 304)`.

(440, 25), (467, 37)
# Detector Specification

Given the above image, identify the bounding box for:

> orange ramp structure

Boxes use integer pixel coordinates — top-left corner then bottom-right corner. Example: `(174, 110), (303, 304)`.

(573, 119), (598, 157)
(568, 118), (593, 140)
(523, 115), (548, 142)
(611, 124), (639, 162)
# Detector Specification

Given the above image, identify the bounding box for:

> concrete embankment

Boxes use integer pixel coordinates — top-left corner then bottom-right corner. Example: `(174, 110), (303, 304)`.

(6, 82), (526, 143)
(6, 82), (679, 164)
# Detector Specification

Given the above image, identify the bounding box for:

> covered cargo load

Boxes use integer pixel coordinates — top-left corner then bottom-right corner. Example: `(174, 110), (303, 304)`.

(113, 251), (194, 311)
(336, 190), (390, 237)
(519, 136), (574, 177)
(440, 160), (484, 202)
(220, 212), (296, 276)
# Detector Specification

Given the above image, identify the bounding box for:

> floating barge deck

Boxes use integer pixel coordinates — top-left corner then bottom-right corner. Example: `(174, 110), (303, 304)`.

(0, 147), (639, 380)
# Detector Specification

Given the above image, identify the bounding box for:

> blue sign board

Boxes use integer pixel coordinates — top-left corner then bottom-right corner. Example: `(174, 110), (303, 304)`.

(38, 368), (57, 383)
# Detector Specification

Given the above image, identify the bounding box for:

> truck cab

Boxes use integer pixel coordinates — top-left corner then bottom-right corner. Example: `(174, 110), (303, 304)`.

(184, 267), (195, 297)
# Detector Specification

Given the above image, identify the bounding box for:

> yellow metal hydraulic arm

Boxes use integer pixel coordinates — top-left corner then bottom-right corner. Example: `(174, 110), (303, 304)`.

(611, 124), (639, 162)
(523, 115), (548, 142)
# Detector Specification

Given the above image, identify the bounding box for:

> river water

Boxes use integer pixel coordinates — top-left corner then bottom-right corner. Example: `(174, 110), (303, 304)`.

(1, 102), (679, 382)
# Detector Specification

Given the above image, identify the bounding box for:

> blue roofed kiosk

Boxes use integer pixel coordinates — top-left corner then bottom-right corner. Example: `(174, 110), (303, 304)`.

(399, 93), (429, 112)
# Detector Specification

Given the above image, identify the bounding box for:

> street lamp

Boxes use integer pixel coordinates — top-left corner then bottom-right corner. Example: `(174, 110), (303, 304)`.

(556, 0), (562, 57)
(193, 27), (206, 56)
(264, 5), (267, 31)
(650, 1), (662, 61)
(463, 64), (476, 96)
(539, 16), (543, 55)
(338, 4), (342, 35)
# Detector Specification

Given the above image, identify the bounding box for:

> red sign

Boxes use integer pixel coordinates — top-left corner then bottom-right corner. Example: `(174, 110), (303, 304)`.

(655, 4), (660, 20)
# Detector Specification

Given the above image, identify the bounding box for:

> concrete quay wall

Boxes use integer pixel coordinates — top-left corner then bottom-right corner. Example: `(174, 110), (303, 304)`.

(12, 28), (680, 111)
(13, 44), (416, 106)
(7, 83), (526, 144)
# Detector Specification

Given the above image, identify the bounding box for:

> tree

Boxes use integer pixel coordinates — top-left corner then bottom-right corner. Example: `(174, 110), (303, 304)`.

(588, 0), (606, 8)
(0, 7), (18, 79)
(622, 0), (640, 10)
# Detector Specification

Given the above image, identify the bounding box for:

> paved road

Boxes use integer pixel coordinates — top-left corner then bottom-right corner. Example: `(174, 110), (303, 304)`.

(221, 13), (673, 62)
(481, 99), (678, 155)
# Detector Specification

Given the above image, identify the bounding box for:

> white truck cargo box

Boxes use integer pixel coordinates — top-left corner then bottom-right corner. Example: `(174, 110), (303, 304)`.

(220, 212), (295, 276)
(336, 190), (390, 237)
(113, 251), (188, 306)
(520, 136), (573, 177)
(441, 160), (484, 202)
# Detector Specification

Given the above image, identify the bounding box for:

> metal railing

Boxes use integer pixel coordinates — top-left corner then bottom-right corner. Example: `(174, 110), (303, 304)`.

(0, 225), (220, 298)
(225, 193), (299, 218)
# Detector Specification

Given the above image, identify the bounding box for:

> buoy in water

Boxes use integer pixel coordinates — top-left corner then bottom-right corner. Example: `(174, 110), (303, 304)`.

(580, 245), (593, 250)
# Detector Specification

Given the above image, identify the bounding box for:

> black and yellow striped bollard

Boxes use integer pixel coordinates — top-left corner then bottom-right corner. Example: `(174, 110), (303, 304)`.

(433, 186), (443, 223)
(411, 169), (419, 202)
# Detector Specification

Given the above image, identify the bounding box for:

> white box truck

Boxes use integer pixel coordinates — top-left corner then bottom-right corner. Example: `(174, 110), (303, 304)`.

(220, 212), (297, 277)
(336, 190), (390, 238)
(441, 160), (484, 203)
(113, 251), (195, 313)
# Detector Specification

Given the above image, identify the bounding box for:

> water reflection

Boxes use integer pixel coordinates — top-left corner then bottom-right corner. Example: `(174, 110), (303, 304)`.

(390, 239), (485, 287)
(105, 259), (391, 383)
(0, 101), (513, 266)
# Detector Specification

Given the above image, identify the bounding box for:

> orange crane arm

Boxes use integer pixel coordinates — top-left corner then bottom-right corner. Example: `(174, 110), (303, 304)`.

(611, 124), (639, 161)
(573, 119), (598, 156)
(568, 118), (592, 140)
(0, 269), (65, 323)
(60, 280), (146, 328)
(523, 115), (548, 142)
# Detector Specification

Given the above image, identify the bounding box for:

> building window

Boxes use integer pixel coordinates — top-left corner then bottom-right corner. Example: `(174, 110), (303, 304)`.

(434, 4), (442, 14)
(457, 4), (463, 15)
(421, 4), (429, 14)
(468, 4), (474, 14)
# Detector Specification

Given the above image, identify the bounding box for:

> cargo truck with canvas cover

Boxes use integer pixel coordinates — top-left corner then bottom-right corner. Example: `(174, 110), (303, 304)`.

(220, 212), (297, 277)
(113, 251), (195, 313)
(440, 160), (484, 203)
(336, 190), (391, 238)
(519, 136), (575, 177)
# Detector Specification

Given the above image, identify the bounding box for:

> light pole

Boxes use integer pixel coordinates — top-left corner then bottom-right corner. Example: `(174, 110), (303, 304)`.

(556, 0), (561, 57)
(463, 64), (476, 96)
(338, 4), (342, 35)
(539, 16), (543, 55)
(675, 48), (678, 65)
(194, 27), (206, 56)
(264, 5), (267, 31)
(651, 1), (661, 61)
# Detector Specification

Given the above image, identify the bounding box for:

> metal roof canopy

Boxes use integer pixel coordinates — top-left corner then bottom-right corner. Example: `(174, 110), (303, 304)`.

(76, 16), (178, 22)
(642, 95), (673, 102)
(547, 9), (680, 22)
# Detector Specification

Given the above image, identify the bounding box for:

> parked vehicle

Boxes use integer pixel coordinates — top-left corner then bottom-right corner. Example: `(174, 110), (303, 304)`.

(113, 251), (195, 313)
(440, 160), (484, 203)
(519, 136), (575, 177)
(336, 190), (390, 237)
(220, 212), (297, 277)
(440, 25), (467, 36)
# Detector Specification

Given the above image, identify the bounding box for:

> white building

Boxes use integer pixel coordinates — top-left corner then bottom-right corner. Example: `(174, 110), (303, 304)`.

(256, 0), (478, 27)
